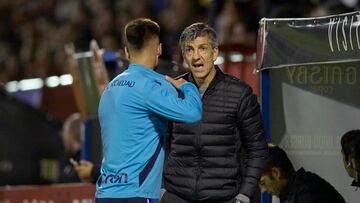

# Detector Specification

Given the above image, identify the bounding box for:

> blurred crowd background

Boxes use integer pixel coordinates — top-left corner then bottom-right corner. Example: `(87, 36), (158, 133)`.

(0, 0), (359, 84)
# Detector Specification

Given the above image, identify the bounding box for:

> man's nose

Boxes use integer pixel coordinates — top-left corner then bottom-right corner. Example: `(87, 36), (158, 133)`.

(192, 49), (200, 60)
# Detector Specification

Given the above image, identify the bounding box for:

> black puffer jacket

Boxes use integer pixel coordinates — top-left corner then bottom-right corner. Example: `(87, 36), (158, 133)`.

(279, 168), (346, 203)
(163, 67), (268, 201)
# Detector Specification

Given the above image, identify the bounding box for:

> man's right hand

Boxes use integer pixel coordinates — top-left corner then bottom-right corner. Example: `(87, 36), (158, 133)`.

(74, 160), (94, 181)
(165, 75), (187, 90)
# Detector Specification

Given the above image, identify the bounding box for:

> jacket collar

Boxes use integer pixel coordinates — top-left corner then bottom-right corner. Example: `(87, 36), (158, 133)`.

(128, 63), (164, 80)
(186, 65), (225, 90)
(279, 168), (305, 201)
(351, 179), (360, 188)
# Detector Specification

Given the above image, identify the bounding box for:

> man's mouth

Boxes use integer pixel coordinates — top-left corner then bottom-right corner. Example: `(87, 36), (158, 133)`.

(192, 63), (204, 69)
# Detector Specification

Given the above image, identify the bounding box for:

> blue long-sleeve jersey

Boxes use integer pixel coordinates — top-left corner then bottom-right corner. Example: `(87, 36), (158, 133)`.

(96, 64), (202, 199)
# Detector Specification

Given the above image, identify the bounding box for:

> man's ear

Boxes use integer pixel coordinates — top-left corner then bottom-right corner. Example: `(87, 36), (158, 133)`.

(353, 158), (360, 171)
(350, 157), (359, 170)
(346, 161), (352, 169)
(271, 167), (282, 180)
(344, 155), (356, 169)
(354, 159), (360, 181)
(158, 43), (162, 56)
(212, 47), (219, 62)
(124, 47), (130, 60)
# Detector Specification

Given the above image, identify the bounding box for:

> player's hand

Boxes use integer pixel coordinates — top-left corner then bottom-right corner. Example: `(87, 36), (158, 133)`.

(165, 75), (187, 90)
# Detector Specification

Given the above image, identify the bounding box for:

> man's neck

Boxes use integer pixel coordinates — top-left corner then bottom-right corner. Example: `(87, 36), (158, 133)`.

(129, 50), (157, 70)
(194, 78), (205, 87)
(198, 83), (208, 97)
(194, 66), (217, 87)
(131, 58), (156, 70)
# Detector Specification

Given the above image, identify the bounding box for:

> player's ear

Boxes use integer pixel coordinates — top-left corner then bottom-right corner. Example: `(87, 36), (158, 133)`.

(125, 47), (130, 60)
(158, 43), (162, 56)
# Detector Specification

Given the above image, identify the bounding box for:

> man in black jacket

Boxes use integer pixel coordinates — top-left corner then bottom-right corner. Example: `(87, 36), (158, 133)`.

(259, 144), (346, 203)
(341, 129), (360, 188)
(58, 113), (82, 183)
(161, 22), (268, 203)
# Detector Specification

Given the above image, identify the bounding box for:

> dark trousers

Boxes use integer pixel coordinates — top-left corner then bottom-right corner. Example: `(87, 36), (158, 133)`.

(161, 191), (236, 203)
(95, 198), (159, 203)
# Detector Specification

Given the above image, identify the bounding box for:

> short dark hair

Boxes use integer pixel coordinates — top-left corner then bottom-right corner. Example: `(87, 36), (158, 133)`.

(125, 18), (160, 51)
(341, 129), (360, 160)
(264, 144), (295, 179)
(179, 22), (219, 52)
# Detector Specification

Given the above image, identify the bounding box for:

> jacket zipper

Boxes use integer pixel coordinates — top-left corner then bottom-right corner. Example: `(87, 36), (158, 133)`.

(194, 122), (201, 199)
(194, 89), (212, 199)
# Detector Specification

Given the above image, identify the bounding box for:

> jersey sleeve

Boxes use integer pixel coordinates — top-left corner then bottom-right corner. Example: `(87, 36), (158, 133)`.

(143, 80), (202, 123)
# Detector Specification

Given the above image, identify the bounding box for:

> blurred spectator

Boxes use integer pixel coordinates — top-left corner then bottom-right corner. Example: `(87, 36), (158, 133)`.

(58, 112), (100, 183)
(0, 47), (19, 84)
(341, 129), (360, 188)
(305, 0), (354, 17)
(74, 160), (100, 183)
(99, 33), (122, 52)
(340, 0), (358, 8)
(215, 0), (259, 47)
(1, 0), (359, 81)
(58, 112), (82, 183)
(215, 0), (239, 44)
(260, 144), (346, 203)
(158, 0), (197, 61)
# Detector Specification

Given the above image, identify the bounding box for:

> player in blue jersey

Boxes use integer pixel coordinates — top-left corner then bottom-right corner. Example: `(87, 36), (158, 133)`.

(95, 18), (202, 203)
